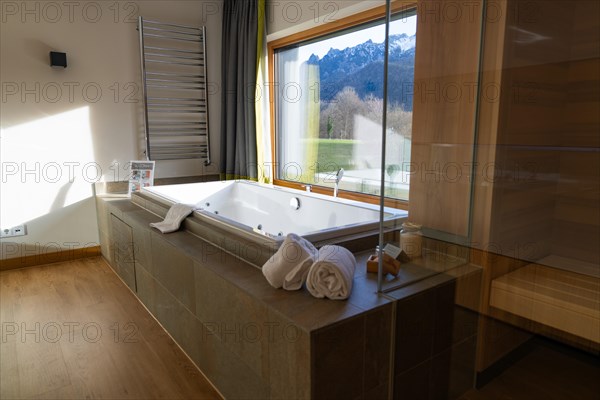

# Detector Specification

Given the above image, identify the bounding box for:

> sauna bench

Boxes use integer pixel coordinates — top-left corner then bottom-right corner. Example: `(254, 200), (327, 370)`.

(95, 194), (483, 400)
(490, 264), (600, 344)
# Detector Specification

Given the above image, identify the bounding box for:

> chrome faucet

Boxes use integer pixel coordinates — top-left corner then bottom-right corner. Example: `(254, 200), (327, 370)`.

(333, 168), (344, 198)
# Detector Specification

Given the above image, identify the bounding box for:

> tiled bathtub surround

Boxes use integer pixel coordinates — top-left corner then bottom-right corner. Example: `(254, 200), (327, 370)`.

(95, 193), (482, 399)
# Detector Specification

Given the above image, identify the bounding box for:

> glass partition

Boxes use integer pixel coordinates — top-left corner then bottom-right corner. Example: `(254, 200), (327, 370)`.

(472, 0), (599, 354)
(378, 0), (486, 293)
(378, 0), (598, 397)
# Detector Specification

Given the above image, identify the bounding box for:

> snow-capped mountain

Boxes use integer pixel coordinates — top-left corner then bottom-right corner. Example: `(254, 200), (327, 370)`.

(307, 34), (417, 109)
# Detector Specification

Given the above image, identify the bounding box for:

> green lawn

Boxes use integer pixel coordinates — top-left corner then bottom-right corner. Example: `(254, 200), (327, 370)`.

(304, 138), (358, 172)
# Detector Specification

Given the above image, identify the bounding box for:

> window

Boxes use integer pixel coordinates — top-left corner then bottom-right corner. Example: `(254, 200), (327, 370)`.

(270, 7), (417, 205)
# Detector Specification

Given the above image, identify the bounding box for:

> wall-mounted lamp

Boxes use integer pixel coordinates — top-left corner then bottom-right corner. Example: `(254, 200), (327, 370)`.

(49, 51), (67, 68)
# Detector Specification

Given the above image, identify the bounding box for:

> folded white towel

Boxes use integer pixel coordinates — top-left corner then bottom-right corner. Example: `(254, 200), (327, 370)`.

(150, 203), (196, 234)
(262, 233), (318, 290)
(306, 245), (356, 300)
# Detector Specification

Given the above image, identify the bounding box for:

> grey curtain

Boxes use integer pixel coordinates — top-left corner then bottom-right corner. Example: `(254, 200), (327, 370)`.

(220, 0), (259, 179)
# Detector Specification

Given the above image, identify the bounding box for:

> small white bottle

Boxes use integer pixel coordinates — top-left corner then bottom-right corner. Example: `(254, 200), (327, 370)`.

(400, 222), (422, 259)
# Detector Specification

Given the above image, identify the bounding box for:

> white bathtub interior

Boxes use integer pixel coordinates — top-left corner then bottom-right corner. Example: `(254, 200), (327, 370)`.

(142, 181), (406, 237)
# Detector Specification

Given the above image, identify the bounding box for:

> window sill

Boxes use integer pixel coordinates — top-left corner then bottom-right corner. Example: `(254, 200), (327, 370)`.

(273, 179), (409, 211)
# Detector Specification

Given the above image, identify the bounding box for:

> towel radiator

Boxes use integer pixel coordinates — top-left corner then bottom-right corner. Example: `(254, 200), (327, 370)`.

(138, 17), (211, 164)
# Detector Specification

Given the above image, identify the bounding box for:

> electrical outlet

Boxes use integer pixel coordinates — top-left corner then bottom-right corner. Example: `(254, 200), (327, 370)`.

(0, 225), (27, 238)
(12, 225), (26, 237)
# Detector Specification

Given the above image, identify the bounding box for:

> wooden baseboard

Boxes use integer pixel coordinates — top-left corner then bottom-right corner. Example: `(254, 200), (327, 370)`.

(0, 246), (101, 272)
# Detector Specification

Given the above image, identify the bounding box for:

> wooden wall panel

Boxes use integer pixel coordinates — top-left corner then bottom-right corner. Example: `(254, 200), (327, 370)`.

(408, 0), (483, 237)
(551, 0), (600, 267)
(473, 0), (599, 368)
(488, 1), (587, 264)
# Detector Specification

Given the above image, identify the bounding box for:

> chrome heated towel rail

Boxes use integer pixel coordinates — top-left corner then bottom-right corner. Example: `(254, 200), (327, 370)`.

(138, 17), (211, 164)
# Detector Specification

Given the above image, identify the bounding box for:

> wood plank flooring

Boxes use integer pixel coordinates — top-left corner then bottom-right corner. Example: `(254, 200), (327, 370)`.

(3, 257), (598, 399)
(0, 257), (221, 399)
(462, 340), (600, 400)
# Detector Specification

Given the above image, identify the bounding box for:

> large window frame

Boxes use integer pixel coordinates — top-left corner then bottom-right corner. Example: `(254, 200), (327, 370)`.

(268, 2), (417, 210)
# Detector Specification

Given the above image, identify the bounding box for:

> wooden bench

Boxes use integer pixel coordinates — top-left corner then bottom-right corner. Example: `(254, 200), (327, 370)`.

(490, 264), (600, 344)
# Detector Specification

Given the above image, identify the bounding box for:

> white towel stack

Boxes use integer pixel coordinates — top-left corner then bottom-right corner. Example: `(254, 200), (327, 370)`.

(262, 235), (357, 300)
(262, 234), (318, 290)
(306, 245), (356, 300)
(149, 203), (196, 234)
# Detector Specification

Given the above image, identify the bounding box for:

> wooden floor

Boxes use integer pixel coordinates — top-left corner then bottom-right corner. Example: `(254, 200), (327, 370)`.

(0, 257), (221, 399)
(3, 258), (599, 400)
(462, 341), (600, 400)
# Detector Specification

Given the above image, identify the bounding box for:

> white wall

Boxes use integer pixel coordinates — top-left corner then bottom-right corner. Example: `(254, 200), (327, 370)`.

(0, 0), (223, 259)
(266, 0), (384, 40)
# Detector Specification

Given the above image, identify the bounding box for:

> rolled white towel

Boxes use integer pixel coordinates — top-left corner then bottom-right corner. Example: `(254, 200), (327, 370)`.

(150, 203), (196, 234)
(306, 245), (356, 300)
(262, 234), (318, 290)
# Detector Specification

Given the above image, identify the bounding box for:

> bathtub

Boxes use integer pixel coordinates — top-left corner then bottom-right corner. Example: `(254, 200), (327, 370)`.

(139, 181), (407, 266)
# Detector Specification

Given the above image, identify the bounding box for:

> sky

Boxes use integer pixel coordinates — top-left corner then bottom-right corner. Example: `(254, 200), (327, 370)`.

(297, 15), (417, 62)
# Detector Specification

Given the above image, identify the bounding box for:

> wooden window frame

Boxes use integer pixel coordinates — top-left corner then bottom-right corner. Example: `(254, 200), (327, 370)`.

(267, 2), (416, 211)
